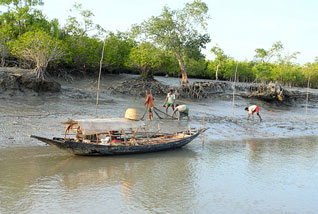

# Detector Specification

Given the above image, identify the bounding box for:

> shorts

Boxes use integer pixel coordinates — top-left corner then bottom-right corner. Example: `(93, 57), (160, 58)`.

(253, 106), (259, 114)
(148, 107), (153, 113)
(167, 102), (174, 106)
(180, 111), (188, 117)
(179, 107), (189, 117)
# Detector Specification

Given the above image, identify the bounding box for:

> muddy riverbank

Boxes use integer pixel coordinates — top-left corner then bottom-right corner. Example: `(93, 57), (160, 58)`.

(2, 68), (318, 107)
(1, 73), (318, 150)
(0, 68), (61, 96)
(109, 77), (318, 106)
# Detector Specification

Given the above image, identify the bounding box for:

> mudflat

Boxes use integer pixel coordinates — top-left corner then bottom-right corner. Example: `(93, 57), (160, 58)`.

(1, 73), (318, 214)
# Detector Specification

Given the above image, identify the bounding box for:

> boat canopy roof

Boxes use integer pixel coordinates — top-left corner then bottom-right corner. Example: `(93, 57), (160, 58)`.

(66, 118), (145, 135)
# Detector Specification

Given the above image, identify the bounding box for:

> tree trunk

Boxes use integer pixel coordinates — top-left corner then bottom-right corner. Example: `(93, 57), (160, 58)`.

(175, 52), (188, 84)
(215, 62), (220, 80)
(35, 67), (46, 80)
(0, 56), (5, 67)
(140, 66), (153, 79)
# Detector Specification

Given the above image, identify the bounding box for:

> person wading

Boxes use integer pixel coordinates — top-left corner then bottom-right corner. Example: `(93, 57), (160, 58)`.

(144, 90), (154, 120)
(245, 105), (262, 122)
(163, 89), (176, 114)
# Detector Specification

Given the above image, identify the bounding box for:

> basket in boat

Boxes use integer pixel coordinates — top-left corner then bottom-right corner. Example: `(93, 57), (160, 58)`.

(125, 108), (140, 121)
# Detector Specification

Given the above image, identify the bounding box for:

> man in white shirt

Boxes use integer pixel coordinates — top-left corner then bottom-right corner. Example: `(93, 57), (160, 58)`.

(245, 105), (262, 122)
(172, 104), (189, 120)
(163, 89), (176, 113)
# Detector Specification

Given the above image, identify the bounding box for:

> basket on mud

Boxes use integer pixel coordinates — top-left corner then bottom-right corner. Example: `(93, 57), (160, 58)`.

(125, 108), (140, 121)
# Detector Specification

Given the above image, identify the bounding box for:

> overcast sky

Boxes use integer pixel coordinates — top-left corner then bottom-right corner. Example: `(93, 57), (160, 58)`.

(40, 0), (318, 64)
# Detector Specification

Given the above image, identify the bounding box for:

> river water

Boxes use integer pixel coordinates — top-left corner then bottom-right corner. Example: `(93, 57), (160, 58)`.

(1, 75), (318, 213)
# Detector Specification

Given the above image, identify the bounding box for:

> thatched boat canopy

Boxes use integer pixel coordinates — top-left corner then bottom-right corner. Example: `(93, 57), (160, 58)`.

(63, 118), (145, 135)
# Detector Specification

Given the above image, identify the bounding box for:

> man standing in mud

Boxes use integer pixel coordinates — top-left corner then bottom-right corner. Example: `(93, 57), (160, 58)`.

(245, 105), (262, 122)
(163, 89), (176, 114)
(145, 90), (154, 120)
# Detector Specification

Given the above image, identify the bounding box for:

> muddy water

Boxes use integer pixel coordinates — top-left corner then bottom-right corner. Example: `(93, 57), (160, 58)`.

(1, 74), (318, 213)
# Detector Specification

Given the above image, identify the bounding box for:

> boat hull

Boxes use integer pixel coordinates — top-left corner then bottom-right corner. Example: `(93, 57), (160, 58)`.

(30, 129), (205, 156)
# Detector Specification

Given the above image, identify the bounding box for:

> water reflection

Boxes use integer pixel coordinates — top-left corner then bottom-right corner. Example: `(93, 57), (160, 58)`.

(245, 137), (318, 163)
(1, 137), (318, 213)
(0, 146), (199, 213)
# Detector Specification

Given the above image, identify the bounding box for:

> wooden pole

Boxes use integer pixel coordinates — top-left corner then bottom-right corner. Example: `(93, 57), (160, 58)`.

(232, 62), (239, 121)
(305, 70), (311, 122)
(202, 113), (205, 145)
(95, 36), (107, 115)
(157, 124), (161, 133)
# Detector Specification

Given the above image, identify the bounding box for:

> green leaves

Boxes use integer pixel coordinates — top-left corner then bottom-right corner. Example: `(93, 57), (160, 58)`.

(9, 30), (65, 76)
(103, 32), (134, 72)
(254, 41), (284, 63)
(129, 42), (162, 78)
(64, 34), (102, 70)
(64, 3), (104, 37)
(1, 0), (318, 88)
(134, 0), (210, 83)
(0, 0), (43, 8)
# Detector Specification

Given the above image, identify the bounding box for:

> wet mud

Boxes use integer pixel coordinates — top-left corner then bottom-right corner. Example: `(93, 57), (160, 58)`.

(1, 74), (318, 149)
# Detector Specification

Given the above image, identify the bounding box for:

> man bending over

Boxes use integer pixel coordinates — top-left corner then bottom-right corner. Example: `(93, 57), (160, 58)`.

(245, 105), (262, 122)
(172, 104), (189, 121)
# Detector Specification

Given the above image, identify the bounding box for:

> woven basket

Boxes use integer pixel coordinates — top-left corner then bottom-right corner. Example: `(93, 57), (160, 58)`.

(125, 108), (140, 121)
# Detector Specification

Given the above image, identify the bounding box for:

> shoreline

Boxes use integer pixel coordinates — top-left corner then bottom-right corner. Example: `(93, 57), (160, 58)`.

(1, 67), (318, 107)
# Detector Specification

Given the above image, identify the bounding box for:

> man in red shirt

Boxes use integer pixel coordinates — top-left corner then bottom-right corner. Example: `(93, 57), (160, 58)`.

(245, 105), (262, 122)
(144, 90), (154, 120)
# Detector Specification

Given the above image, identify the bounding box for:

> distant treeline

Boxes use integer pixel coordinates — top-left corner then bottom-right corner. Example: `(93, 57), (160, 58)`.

(0, 0), (317, 87)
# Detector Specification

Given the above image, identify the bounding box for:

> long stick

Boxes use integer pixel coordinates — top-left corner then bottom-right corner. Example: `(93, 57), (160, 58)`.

(232, 62), (239, 120)
(95, 36), (107, 115)
(202, 113), (205, 145)
(305, 70), (311, 122)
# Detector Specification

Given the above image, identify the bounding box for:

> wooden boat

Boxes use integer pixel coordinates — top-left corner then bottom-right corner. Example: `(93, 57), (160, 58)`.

(30, 118), (207, 156)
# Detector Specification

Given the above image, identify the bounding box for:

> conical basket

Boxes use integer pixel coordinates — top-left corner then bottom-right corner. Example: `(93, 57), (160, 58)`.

(125, 108), (140, 121)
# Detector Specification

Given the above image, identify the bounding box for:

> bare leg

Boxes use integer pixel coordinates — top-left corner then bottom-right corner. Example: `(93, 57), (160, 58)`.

(148, 110), (153, 120)
(257, 113), (262, 122)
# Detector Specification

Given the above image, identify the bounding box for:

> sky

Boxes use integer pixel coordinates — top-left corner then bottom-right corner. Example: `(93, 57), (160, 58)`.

(39, 0), (318, 64)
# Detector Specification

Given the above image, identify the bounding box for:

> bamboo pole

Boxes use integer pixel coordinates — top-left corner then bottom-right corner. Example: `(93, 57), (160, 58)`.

(202, 113), (205, 145)
(95, 36), (107, 115)
(232, 62), (239, 121)
(305, 70), (312, 122)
